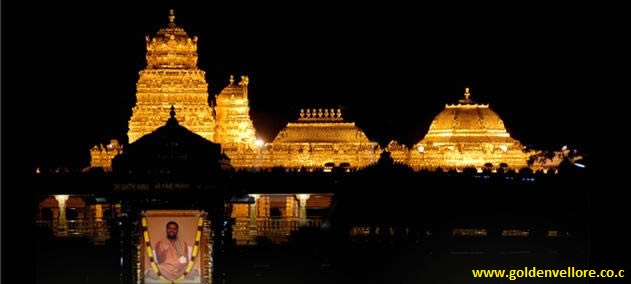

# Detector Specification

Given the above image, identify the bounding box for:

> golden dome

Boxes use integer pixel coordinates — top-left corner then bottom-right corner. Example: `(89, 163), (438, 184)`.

(409, 87), (529, 170)
(273, 109), (373, 144)
(145, 9), (198, 69)
(420, 88), (516, 145)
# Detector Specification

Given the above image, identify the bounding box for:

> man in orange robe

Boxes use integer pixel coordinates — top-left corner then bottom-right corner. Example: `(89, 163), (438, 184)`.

(154, 221), (189, 280)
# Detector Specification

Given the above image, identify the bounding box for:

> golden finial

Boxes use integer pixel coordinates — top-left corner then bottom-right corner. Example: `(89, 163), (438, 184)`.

(464, 87), (471, 100)
(229, 75), (234, 85)
(239, 75), (249, 87)
(170, 105), (176, 118)
(168, 9), (175, 23)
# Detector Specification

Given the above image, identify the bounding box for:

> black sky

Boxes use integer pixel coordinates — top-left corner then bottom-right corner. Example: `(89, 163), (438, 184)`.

(3, 0), (623, 170)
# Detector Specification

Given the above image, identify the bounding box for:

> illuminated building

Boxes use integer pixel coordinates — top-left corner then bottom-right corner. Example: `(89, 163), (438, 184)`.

(214, 75), (257, 148)
(231, 193), (333, 244)
(269, 108), (379, 169)
(90, 10), (560, 173)
(89, 139), (123, 172)
(402, 87), (531, 170)
(127, 10), (215, 143)
(220, 108), (380, 169)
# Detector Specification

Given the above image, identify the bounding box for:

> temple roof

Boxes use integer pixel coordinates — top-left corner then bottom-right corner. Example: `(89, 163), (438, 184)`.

(216, 75), (249, 101)
(154, 9), (191, 41)
(114, 106), (226, 176)
(417, 88), (522, 145)
(273, 109), (374, 144)
(145, 9), (198, 69)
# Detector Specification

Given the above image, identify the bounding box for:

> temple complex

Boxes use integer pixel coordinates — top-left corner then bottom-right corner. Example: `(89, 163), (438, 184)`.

(127, 10), (215, 143)
(91, 10), (559, 173)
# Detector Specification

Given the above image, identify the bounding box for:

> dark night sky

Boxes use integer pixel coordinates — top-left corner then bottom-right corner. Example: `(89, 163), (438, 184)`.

(4, 0), (623, 171)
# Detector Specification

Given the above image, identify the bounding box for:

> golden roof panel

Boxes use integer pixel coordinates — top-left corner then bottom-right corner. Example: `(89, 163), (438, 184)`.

(418, 88), (519, 145)
(273, 109), (374, 144)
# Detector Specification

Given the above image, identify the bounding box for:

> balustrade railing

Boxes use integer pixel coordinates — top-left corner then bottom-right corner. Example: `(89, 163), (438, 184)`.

(35, 218), (110, 243)
(232, 217), (323, 243)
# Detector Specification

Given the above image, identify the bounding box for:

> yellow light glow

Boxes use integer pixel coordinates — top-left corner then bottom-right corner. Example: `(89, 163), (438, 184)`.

(254, 139), (264, 147)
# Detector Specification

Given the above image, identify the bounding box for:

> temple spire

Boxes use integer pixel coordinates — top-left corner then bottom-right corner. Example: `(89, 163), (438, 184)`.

(166, 105), (179, 126)
(168, 9), (175, 24)
(229, 75), (235, 85)
(458, 86), (473, 104)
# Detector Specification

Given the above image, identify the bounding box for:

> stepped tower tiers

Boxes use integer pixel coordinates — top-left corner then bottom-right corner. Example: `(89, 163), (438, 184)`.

(407, 87), (531, 170)
(214, 75), (257, 148)
(128, 9), (215, 143)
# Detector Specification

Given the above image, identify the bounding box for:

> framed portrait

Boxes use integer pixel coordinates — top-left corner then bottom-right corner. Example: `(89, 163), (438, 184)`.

(138, 210), (212, 284)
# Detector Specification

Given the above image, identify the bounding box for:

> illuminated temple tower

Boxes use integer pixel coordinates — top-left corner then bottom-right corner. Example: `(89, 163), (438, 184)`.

(214, 75), (257, 148)
(267, 108), (380, 169)
(127, 10), (215, 143)
(406, 88), (530, 170)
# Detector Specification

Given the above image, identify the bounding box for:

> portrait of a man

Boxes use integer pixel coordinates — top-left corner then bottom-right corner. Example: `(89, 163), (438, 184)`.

(154, 221), (189, 280)
(142, 210), (205, 284)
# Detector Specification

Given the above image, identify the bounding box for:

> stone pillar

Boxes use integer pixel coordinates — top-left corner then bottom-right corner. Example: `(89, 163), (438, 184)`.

(248, 194), (260, 235)
(297, 194), (310, 225)
(55, 195), (69, 236)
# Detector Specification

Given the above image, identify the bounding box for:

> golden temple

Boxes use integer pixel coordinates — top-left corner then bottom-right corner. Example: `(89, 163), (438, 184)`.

(127, 10), (216, 143)
(214, 75), (257, 148)
(209, 108), (380, 169)
(89, 139), (123, 172)
(403, 88), (530, 170)
(90, 10), (556, 172)
(265, 108), (379, 169)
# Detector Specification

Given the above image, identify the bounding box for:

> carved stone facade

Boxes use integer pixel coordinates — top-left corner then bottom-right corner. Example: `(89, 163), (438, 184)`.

(214, 75), (257, 148)
(127, 10), (215, 143)
(223, 108), (380, 169)
(89, 139), (123, 172)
